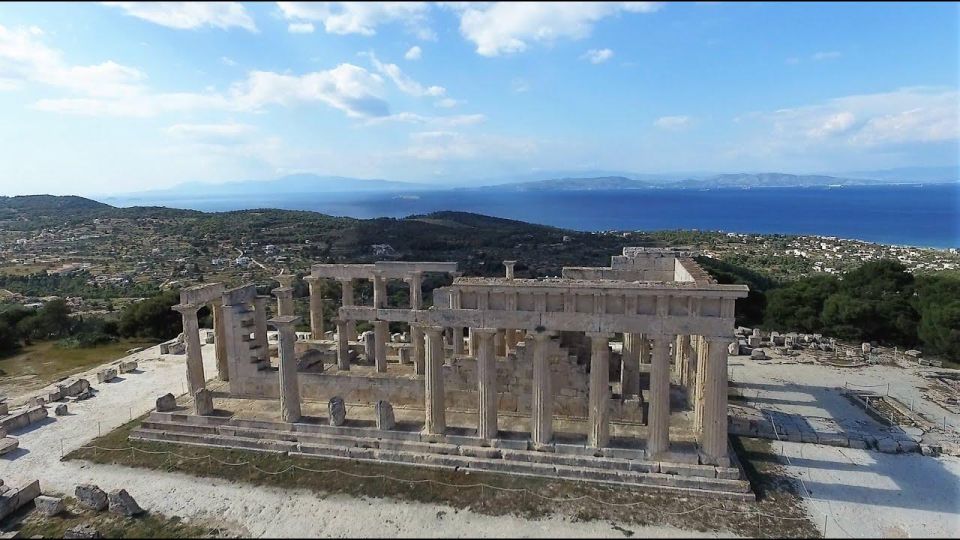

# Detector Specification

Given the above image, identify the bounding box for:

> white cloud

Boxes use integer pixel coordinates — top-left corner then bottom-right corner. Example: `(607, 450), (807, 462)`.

(434, 97), (461, 108)
(364, 112), (485, 127)
(811, 51), (841, 61)
(457, 2), (662, 56)
(277, 2), (434, 39)
(653, 115), (691, 130)
(166, 122), (256, 142)
(404, 130), (536, 161)
(101, 2), (257, 32)
(806, 111), (855, 139)
(404, 45), (422, 60)
(581, 48), (613, 64)
(367, 52), (446, 97)
(288, 22), (315, 34)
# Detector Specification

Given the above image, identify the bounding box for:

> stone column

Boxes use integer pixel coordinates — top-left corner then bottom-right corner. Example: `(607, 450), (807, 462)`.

(304, 276), (325, 340)
(372, 272), (387, 309)
(468, 328), (479, 357)
(474, 328), (498, 440)
(675, 335), (691, 386)
(700, 337), (731, 466)
(174, 304), (205, 397)
(452, 327), (465, 355)
(374, 320), (388, 373)
(505, 329), (518, 353)
(423, 326), (446, 435)
(587, 332), (612, 448)
(335, 320), (350, 371)
(639, 334), (651, 364)
(338, 278), (356, 342)
(647, 334), (672, 457)
(270, 315), (301, 423)
(620, 332), (640, 396)
(272, 285), (295, 318)
(503, 260), (516, 279)
(212, 299), (229, 381)
(530, 332), (553, 447)
(253, 296), (270, 363)
(693, 336), (707, 432)
(407, 271), (423, 310)
(411, 325), (425, 375)
(494, 330), (506, 357)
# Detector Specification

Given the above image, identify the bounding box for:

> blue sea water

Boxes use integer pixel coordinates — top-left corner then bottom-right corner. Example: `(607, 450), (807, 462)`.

(105, 184), (960, 248)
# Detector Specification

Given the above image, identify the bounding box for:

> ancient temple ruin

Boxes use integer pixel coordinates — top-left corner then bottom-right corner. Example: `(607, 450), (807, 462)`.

(136, 248), (752, 498)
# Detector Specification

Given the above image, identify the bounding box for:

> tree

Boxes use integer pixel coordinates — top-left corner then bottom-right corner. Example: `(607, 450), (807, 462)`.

(118, 289), (182, 340)
(0, 320), (18, 354)
(764, 275), (838, 333)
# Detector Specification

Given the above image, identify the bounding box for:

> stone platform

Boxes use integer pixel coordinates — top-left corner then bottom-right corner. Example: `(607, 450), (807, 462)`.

(130, 408), (754, 501)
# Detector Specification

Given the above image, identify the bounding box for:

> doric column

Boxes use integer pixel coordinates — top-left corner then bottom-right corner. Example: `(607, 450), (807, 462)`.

(338, 278), (354, 306)
(452, 327), (465, 355)
(468, 328), (479, 357)
(505, 329), (518, 353)
(335, 320), (350, 371)
(587, 332), (612, 448)
(620, 332), (640, 396)
(411, 325), (425, 375)
(529, 332), (554, 447)
(503, 260), (516, 279)
(269, 315), (302, 423)
(423, 326), (446, 435)
(700, 337), (731, 466)
(272, 286), (294, 317)
(212, 298), (229, 381)
(304, 276), (326, 340)
(372, 272), (387, 308)
(647, 334), (673, 457)
(374, 320), (388, 373)
(694, 336), (707, 431)
(639, 334), (651, 364)
(173, 303), (205, 397)
(494, 329), (506, 357)
(253, 296), (270, 363)
(474, 328), (498, 440)
(407, 271), (423, 310)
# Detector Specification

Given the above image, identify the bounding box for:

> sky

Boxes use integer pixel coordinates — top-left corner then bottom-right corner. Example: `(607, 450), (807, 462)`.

(0, 1), (957, 195)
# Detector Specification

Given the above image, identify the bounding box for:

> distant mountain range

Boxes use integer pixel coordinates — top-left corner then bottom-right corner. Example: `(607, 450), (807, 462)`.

(101, 166), (958, 202)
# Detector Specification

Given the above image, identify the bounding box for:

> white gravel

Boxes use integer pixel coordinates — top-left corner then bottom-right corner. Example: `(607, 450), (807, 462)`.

(1, 341), (732, 538)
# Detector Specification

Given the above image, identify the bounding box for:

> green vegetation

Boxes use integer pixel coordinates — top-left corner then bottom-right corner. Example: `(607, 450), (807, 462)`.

(0, 271), (160, 300)
(117, 289), (183, 341)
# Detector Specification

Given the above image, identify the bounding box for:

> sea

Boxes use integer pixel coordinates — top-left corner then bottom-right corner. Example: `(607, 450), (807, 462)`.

(104, 184), (960, 249)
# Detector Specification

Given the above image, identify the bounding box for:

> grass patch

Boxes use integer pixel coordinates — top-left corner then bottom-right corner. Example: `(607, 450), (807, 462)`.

(64, 417), (820, 537)
(3, 496), (219, 538)
(0, 338), (158, 398)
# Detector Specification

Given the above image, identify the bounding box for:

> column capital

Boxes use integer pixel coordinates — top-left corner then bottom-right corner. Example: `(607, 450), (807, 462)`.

(471, 327), (498, 338)
(275, 273), (297, 288)
(172, 302), (201, 315)
(421, 325), (445, 336)
(272, 286), (294, 296)
(303, 275), (320, 284)
(268, 315), (300, 329)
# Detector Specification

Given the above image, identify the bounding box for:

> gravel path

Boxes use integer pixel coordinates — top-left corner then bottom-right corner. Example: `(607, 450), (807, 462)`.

(1, 341), (731, 538)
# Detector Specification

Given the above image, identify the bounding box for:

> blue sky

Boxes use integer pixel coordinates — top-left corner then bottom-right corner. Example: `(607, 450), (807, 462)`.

(0, 2), (957, 195)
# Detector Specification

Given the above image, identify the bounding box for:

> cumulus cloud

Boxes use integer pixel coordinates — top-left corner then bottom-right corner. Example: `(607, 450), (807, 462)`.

(653, 115), (691, 130)
(581, 48), (614, 64)
(287, 22), (315, 34)
(101, 2), (257, 32)
(366, 52), (445, 98)
(277, 2), (434, 39)
(434, 97), (461, 108)
(404, 45), (422, 60)
(456, 2), (662, 56)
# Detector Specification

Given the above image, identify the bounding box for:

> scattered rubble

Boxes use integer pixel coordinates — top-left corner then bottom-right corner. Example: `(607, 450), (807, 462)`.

(75, 484), (108, 511)
(33, 494), (66, 516)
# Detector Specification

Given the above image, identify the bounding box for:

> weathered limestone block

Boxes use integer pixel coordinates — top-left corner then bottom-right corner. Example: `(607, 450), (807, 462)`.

(297, 349), (326, 373)
(194, 388), (214, 416)
(96, 368), (117, 383)
(108, 489), (144, 516)
(75, 484), (108, 511)
(877, 438), (899, 453)
(728, 342), (739, 355)
(156, 393), (177, 412)
(64, 524), (103, 539)
(26, 396), (45, 408)
(76, 389), (94, 401)
(48, 389), (63, 402)
(0, 402), (6, 416)
(61, 379), (90, 398)
(398, 347), (411, 365)
(0, 479), (40, 520)
(0, 437), (19, 456)
(375, 400), (395, 430)
(118, 360), (138, 373)
(34, 495), (66, 516)
(750, 349), (767, 360)
(54, 403), (68, 416)
(328, 396), (346, 426)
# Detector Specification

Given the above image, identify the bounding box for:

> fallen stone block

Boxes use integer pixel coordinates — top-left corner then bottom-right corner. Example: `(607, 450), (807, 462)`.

(156, 393), (177, 412)
(48, 389), (63, 403)
(25, 396), (45, 408)
(0, 479), (40, 521)
(0, 437), (19, 456)
(328, 396), (346, 426)
(76, 389), (94, 401)
(194, 388), (214, 416)
(375, 400), (395, 430)
(96, 368), (117, 384)
(898, 440), (920, 453)
(876, 438), (899, 454)
(107, 489), (143, 516)
(34, 495), (65, 517)
(54, 403), (68, 416)
(118, 360), (138, 373)
(64, 524), (103, 539)
(61, 379), (90, 398)
(75, 484), (108, 511)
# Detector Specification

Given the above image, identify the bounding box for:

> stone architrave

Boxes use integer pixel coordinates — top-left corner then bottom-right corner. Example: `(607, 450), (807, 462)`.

(474, 328), (498, 440)
(270, 315), (302, 423)
(647, 335), (672, 457)
(375, 400), (395, 430)
(423, 326), (446, 435)
(529, 332), (553, 447)
(328, 396), (346, 426)
(587, 332), (612, 448)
